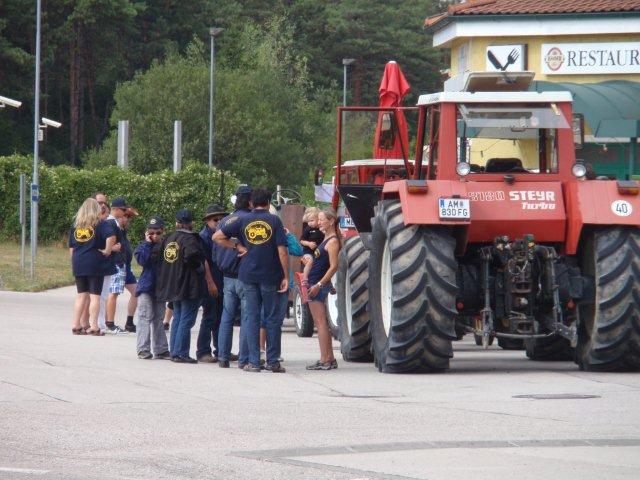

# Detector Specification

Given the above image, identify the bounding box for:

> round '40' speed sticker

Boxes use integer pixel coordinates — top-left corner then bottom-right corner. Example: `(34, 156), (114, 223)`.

(611, 200), (633, 217)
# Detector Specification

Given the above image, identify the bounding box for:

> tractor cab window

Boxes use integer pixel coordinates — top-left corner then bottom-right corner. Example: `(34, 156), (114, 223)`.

(340, 168), (359, 184)
(378, 113), (397, 150)
(457, 103), (568, 174)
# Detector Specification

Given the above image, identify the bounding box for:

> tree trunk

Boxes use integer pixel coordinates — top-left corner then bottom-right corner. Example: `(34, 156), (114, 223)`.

(69, 20), (83, 166)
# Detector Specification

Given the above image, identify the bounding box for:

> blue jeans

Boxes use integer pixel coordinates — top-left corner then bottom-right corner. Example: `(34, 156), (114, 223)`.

(196, 294), (221, 358)
(260, 291), (289, 357)
(241, 281), (280, 366)
(218, 277), (243, 362)
(170, 298), (200, 358)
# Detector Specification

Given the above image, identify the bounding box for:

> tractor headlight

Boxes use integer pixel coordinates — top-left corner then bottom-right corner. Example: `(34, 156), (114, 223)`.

(571, 163), (587, 178)
(456, 162), (471, 177)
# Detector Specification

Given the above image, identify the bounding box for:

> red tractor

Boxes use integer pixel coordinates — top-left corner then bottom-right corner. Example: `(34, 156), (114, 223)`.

(335, 73), (640, 373)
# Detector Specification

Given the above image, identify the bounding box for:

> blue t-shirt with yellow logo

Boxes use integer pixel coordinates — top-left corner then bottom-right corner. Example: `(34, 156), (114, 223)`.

(68, 220), (117, 277)
(221, 209), (287, 285)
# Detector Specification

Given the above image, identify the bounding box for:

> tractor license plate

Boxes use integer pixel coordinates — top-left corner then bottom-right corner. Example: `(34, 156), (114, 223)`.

(439, 197), (470, 220)
(340, 216), (355, 228)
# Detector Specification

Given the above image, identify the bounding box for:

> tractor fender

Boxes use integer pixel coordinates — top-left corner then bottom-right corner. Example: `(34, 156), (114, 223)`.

(382, 179), (470, 226)
(382, 180), (470, 253)
(565, 180), (640, 255)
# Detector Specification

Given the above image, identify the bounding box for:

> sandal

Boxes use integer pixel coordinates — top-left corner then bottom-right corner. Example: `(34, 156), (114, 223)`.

(86, 329), (105, 336)
(71, 328), (86, 335)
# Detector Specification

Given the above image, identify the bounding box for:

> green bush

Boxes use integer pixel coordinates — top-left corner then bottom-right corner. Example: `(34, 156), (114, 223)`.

(0, 155), (239, 243)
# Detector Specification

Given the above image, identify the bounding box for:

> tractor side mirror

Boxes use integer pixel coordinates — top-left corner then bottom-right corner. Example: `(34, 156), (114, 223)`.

(378, 112), (396, 150)
(572, 114), (584, 150)
(314, 168), (324, 186)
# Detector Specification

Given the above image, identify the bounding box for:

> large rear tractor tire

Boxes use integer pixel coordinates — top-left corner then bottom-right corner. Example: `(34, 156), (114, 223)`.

(293, 290), (314, 337)
(369, 200), (458, 373)
(576, 227), (640, 371)
(338, 237), (373, 362)
(497, 337), (524, 350)
(525, 333), (573, 361)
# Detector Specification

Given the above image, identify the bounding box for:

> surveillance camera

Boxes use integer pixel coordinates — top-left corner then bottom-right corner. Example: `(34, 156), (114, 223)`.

(41, 117), (62, 128)
(0, 95), (22, 109)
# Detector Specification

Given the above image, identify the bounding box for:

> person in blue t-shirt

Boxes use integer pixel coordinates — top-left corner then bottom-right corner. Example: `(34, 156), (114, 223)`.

(69, 198), (117, 336)
(214, 186), (252, 368)
(214, 188), (289, 373)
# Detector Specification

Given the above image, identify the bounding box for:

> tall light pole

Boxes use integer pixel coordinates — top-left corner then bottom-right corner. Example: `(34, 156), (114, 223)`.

(208, 27), (223, 169)
(342, 58), (356, 107)
(30, 0), (42, 279)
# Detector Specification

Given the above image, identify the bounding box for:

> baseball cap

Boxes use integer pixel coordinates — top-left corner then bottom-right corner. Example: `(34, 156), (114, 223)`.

(111, 197), (128, 209)
(146, 216), (165, 229)
(203, 204), (229, 221)
(236, 185), (252, 196)
(176, 209), (194, 224)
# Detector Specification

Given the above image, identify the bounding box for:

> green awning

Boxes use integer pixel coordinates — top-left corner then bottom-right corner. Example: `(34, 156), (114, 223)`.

(532, 80), (640, 138)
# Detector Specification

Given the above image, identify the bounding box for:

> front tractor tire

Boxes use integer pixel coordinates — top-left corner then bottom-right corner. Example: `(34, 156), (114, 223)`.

(326, 272), (340, 340)
(293, 289), (314, 337)
(338, 237), (373, 362)
(369, 200), (458, 373)
(576, 227), (640, 371)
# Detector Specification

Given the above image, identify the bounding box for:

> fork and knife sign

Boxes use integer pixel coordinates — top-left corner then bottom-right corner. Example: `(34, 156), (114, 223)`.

(487, 48), (520, 71)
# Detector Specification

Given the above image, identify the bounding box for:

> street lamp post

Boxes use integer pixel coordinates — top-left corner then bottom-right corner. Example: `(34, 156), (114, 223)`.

(342, 58), (356, 107)
(30, 0), (42, 279)
(208, 27), (223, 169)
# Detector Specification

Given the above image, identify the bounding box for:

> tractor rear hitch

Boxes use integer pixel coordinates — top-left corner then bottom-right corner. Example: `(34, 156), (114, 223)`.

(476, 236), (577, 348)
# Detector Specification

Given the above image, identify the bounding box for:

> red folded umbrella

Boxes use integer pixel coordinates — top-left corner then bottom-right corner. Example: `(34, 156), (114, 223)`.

(373, 61), (411, 160)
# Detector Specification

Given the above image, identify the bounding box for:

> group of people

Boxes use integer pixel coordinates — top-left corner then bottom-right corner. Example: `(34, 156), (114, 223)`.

(68, 186), (342, 372)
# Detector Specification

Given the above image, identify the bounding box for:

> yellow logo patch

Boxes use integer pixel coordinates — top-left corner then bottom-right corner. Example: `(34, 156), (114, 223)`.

(245, 221), (272, 245)
(164, 241), (179, 263)
(74, 226), (95, 243)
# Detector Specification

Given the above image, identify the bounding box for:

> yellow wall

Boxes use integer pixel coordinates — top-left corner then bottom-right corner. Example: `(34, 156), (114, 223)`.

(450, 33), (640, 84)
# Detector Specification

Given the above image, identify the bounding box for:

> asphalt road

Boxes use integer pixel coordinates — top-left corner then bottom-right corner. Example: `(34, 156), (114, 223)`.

(1, 286), (639, 480)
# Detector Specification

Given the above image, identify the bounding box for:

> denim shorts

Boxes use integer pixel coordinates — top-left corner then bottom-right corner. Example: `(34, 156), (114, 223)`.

(109, 265), (126, 294)
(125, 266), (137, 285)
(309, 283), (333, 303)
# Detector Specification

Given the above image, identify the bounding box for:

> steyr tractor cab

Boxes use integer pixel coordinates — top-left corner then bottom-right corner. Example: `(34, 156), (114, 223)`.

(335, 73), (640, 373)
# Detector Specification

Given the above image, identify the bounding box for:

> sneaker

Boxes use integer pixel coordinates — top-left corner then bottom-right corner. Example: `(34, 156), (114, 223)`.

(171, 356), (198, 364)
(218, 360), (230, 368)
(105, 323), (127, 334)
(229, 353), (239, 362)
(306, 360), (333, 371)
(197, 354), (218, 363)
(238, 363), (247, 370)
(138, 350), (152, 359)
(125, 324), (137, 333)
(154, 351), (171, 360)
(265, 362), (286, 373)
(243, 364), (261, 373)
